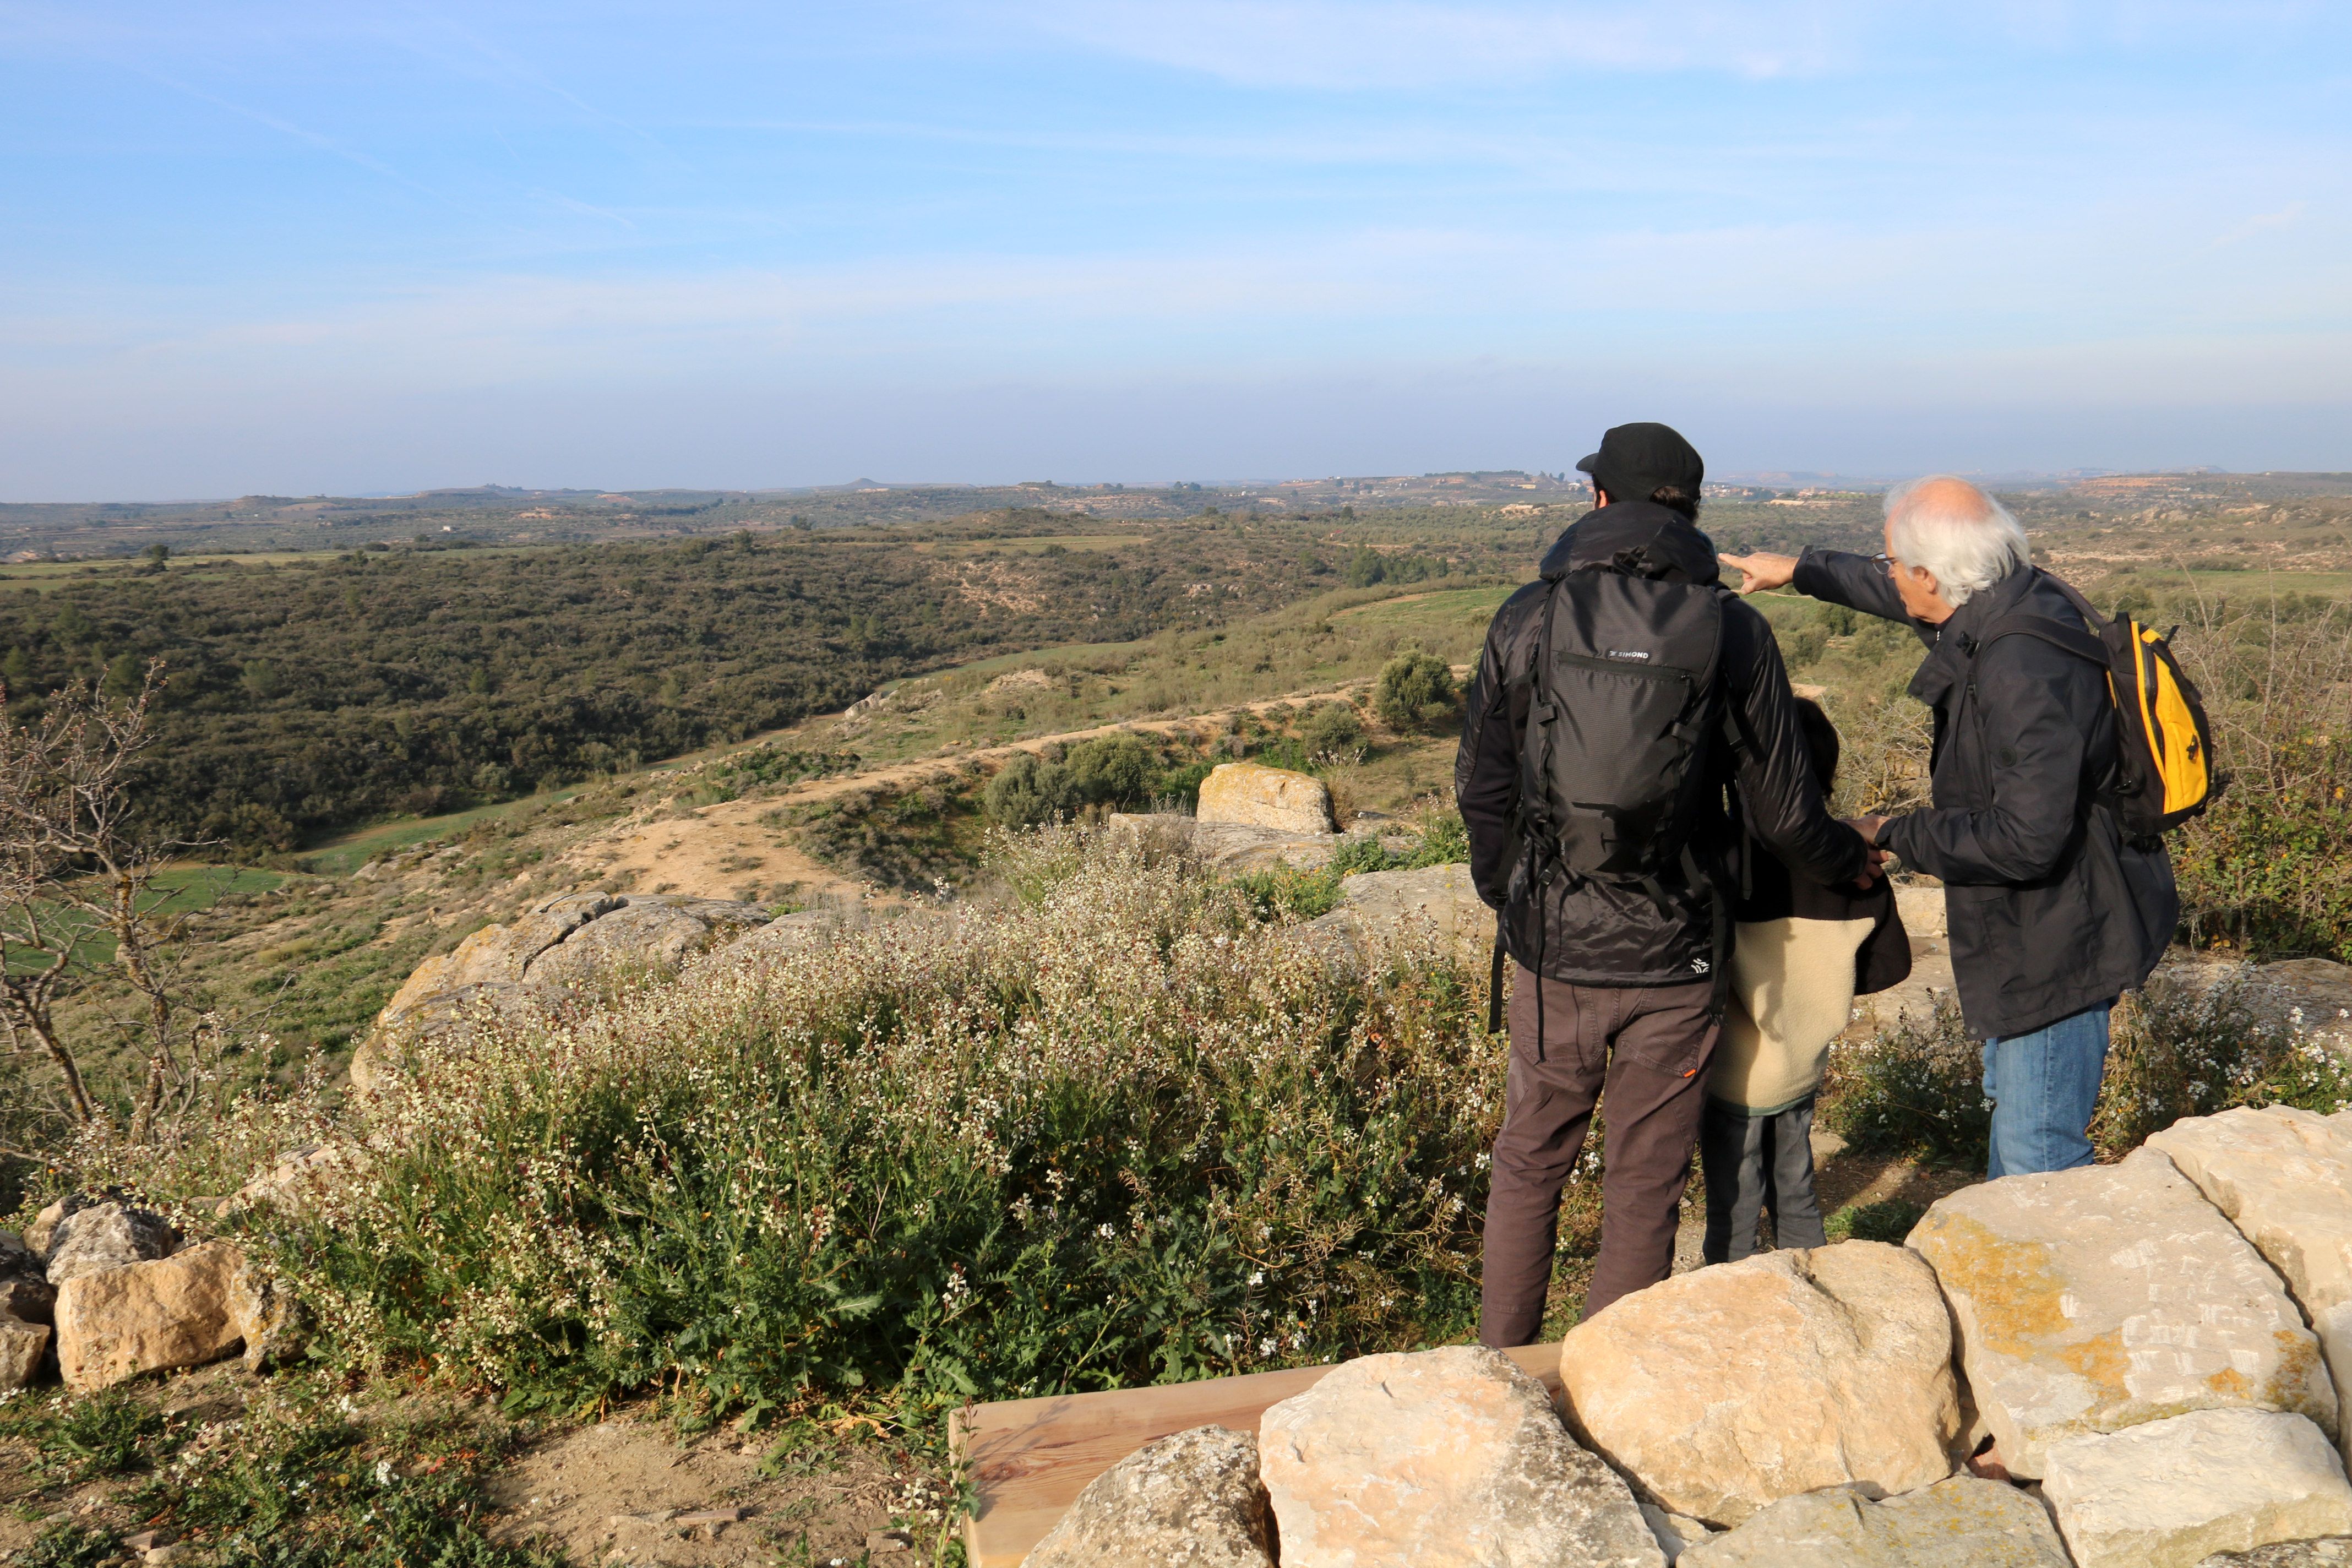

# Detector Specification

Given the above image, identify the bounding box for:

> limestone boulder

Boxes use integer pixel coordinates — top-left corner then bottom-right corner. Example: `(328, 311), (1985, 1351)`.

(1196, 763), (1335, 835)
(227, 1255), (306, 1373)
(1558, 1242), (1961, 1527)
(44, 1202), (176, 1286)
(2201, 1539), (2352, 1566)
(357, 891), (771, 1090)
(0, 1232), (48, 1328)
(717, 902), (872, 963)
(0, 1275), (56, 1327)
(2042, 1409), (2352, 1568)
(1678, 1477), (2072, 1567)
(1021, 1425), (1272, 1568)
(2258, 959), (2352, 1047)
(2150, 1106), (2352, 1462)
(0, 1315), (48, 1391)
(523, 896), (770, 990)
(1305, 863), (1490, 970)
(1261, 1344), (1663, 1568)
(1907, 1146), (2337, 1477)
(54, 1240), (244, 1391)
(224, 1144), (358, 1219)
(24, 1199), (64, 1257)
(1106, 813), (1342, 872)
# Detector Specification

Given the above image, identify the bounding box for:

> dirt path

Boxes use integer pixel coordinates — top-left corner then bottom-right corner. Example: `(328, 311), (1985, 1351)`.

(562, 677), (1384, 902)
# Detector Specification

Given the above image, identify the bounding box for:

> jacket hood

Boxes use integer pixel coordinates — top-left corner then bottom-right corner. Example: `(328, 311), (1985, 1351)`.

(1539, 499), (1722, 585)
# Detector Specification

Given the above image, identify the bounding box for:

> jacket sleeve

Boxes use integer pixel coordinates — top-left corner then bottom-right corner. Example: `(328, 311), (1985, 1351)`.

(1727, 605), (1870, 889)
(1455, 617), (1521, 910)
(1794, 547), (1908, 624)
(1881, 636), (2093, 885)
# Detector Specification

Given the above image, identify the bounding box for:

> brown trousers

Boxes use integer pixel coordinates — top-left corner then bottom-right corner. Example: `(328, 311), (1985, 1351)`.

(1478, 965), (1721, 1346)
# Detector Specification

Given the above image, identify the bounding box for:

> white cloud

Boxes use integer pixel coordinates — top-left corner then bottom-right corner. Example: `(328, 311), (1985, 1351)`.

(1001, 0), (1858, 89)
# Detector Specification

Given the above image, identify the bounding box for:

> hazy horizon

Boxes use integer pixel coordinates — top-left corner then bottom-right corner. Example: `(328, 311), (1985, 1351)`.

(6, 3), (2349, 502)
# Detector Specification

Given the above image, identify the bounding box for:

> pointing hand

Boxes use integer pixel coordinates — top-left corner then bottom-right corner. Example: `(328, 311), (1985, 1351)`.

(1721, 552), (1798, 596)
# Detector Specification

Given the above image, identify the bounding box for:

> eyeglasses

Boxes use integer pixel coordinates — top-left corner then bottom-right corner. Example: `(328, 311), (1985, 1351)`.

(1869, 552), (1897, 576)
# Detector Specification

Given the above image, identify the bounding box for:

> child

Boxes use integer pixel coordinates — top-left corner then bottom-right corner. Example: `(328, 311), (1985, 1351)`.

(1702, 698), (1911, 1262)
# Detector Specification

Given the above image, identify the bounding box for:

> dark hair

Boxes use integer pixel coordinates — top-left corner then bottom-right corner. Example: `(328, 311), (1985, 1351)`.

(1792, 696), (1839, 791)
(1648, 484), (1701, 520)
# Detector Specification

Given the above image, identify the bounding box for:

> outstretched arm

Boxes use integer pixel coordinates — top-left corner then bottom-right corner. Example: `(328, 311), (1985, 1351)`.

(1724, 549), (1910, 625)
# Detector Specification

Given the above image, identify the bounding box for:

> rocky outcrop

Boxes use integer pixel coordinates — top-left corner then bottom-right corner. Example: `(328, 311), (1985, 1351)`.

(1558, 1242), (1960, 1527)
(2041, 1409), (2352, 1568)
(53, 1239), (244, 1392)
(355, 891), (772, 1090)
(1261, 1344), (1663, 1567)
(2149, 1106), (2352, 1464)
(222, 1144), (357, 1219)
(0, 1315), (46, 1392)
(1908, 1146), (2337, 1477)
(44, 1202), (176, 1286)
(1020, 1425), (1272, 1568)
(1304, 863), (1490, 970)
(1678, 1477), (2072, 1567)
(1104, 813), (1342, 872)
(227, 1254), (306, 1373)
(1196, 763), (1336, 836)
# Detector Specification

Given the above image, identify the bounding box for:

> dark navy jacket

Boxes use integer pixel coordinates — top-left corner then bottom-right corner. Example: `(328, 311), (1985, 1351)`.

(1795, 549), (2177, 1038)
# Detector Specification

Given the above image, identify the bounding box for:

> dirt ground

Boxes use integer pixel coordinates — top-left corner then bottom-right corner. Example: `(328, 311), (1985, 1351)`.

(481, 1416), (939, 1566)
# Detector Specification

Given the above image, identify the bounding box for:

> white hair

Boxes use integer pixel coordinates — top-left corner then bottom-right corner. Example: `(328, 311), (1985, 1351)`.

(1883, 475), (2029, 608)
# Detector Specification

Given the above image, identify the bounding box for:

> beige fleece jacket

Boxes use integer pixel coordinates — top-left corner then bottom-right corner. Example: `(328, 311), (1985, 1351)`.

(1707, 915), (1877, 1114)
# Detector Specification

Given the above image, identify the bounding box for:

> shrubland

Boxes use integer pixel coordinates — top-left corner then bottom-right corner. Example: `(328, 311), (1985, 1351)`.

(58, 830), (1502, 1438)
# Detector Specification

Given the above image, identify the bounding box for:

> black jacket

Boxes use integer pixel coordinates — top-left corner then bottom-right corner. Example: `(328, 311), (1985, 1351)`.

(1456, 503), (1869, 986)
(1738, 841), (1913, 998)
(1794, 550), (2178, 1038)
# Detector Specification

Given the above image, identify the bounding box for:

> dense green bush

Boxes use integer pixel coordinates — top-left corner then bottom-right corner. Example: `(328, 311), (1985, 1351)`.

(1373, 652), (1458, 734)
(1300, 701), (1365, 759)
(143, 834), (1500, 1431)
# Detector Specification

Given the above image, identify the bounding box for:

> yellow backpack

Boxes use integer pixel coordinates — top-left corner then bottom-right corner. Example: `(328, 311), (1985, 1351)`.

(1990, 572), (2214, 838)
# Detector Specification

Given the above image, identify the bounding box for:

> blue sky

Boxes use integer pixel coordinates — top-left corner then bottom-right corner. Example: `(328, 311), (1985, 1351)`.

(2, 2), (2348, 499)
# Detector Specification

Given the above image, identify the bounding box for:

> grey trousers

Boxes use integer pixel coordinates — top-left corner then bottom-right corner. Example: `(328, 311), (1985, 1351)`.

(1700, 1095), (1826, 1264)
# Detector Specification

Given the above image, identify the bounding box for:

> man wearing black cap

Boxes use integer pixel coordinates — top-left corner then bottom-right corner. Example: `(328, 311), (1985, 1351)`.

(1456, 421), (1875, 1337)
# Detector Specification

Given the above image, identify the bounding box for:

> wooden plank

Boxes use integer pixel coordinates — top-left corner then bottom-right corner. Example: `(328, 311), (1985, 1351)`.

(950, 1343), (1564, 1568)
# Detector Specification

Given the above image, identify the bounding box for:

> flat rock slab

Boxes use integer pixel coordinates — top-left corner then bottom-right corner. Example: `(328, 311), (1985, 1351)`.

(2200, 1540), (2352, 1566)
(1105, 814), (1337, 872)
(1908, 1146), (2337, 1477)
(2150, 1107), (2352, 1463)
(54, 1240), (244, 1392)
(1262, 1344), (1663, 1568)
(1679, 1477), (2072, 1567)
(1021, 1425), (1271, 1568)
(1196, 762), (1335, 835)
(2043, 1409), (2352, 1568)
(1559, 1242), (1961, 1527)
(1305, 863), (1489, 970)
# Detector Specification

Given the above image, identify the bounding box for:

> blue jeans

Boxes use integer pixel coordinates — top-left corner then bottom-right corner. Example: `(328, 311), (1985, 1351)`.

(1981, 1002), (2113, 1178)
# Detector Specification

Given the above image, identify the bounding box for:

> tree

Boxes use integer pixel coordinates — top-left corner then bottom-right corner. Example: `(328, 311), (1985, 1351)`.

(1374, 652), (1458, 734)
(983, 753), (1074, 827)
(0, 661), (210, 1141)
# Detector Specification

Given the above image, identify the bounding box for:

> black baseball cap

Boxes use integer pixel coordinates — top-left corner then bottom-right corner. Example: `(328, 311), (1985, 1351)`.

(1576, 422), (1704, 504)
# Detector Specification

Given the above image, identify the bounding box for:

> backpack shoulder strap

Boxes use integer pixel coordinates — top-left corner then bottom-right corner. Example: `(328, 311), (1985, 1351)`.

(1977, 613), (2108, 668)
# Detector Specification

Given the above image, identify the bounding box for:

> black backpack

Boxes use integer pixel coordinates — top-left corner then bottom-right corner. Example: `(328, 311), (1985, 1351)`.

(1496, 546), (1735, 1033)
